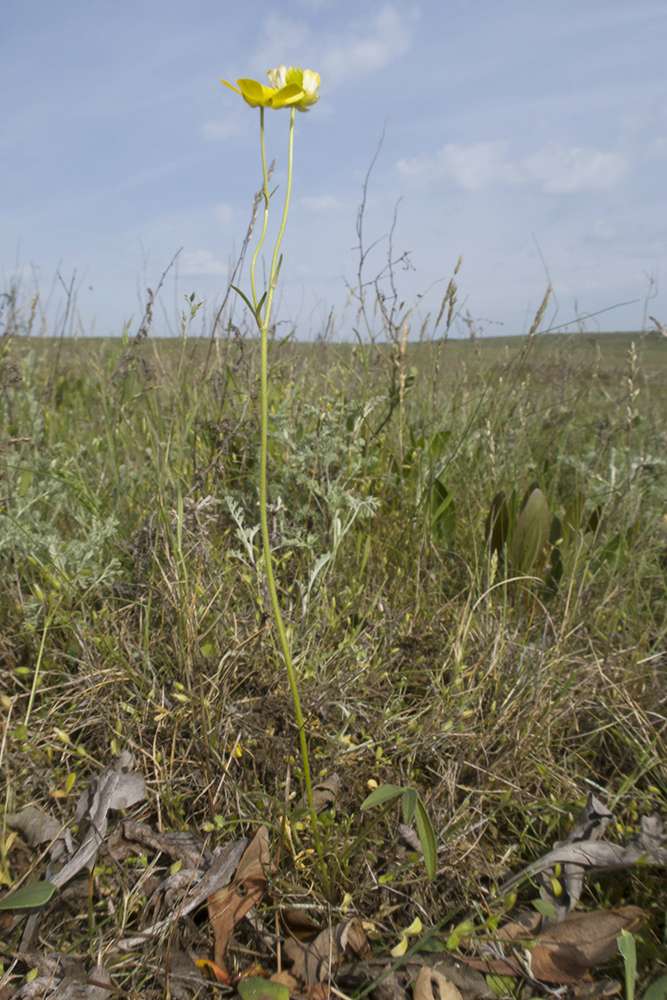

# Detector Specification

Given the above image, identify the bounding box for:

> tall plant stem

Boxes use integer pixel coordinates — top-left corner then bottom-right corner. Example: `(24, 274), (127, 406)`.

(256, 107), (331, 900)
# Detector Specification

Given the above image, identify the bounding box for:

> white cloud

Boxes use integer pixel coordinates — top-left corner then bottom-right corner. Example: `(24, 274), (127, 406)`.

(397, 142), (627, 194)
(398, 141), (509, 190)
(252, 5), (412, 89)
(321, 6), (412, 85)
(516, 147), (626, 193)
(201, 117), (247, 141)
(301, 194), (340, 212)
(214, 202), (233, 226)
(180, 250), (227, 277)
(647, 136), (667, 159)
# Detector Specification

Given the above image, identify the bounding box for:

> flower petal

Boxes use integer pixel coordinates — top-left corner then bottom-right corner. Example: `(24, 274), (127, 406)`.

(220, 78), (242, 96)
(269, 83), (305, 109)
(267, 66), (288, 89)
(236, 78), (277, 108)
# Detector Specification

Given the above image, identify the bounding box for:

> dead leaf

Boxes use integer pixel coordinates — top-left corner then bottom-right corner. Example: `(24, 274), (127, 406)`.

(467, 906), (645, 985)
(495, 910), (542, 942)
(297, 774), (341, 813)
(288, 918), (370, 985)
(573, 977), (622, 1000)
(337, 955), (494, 1000)
(208, 826), (272, 972)
(158, 948), (206, 1000)
(501, 796), (667, 900)
(271, 970), (300, 991)
(413, 966), (463, 1000)
(528, 906), (645, 984)
(5, 807), (73, 864)
(5, 807), (64, 847)
(106, 820), (212, 868)
(11, 965), (112, 1000)
(118, 838), (247, 949)
(53, 753), (146, 890)
(281, 907), (324, 940)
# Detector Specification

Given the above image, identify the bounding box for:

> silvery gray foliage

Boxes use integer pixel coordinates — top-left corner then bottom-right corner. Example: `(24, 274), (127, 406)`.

(0, 445), (120, 615)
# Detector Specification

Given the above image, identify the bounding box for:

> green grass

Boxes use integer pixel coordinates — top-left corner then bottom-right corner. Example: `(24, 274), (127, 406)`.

(1, 303), (666, 994)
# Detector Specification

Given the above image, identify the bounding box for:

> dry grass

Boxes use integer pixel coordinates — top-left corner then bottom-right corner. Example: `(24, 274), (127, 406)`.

(1, 307), (666, 997)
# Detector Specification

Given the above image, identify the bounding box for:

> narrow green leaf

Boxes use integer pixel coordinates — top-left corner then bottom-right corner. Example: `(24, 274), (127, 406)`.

(415, 799), (437, 882)
(361, 784), (404, 810)
(562, 492), (585, 549)
(230, 285), (260, 324)
(618, 929), (636, 1000)
(0, 881), (58, 910)
(430, 478), (456, 545)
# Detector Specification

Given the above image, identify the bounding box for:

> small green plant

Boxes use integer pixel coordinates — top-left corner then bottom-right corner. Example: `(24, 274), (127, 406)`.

(360, 783), (437, 881)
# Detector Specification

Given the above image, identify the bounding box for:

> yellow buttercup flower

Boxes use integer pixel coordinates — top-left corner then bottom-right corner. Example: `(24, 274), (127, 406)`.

(221, 66), (320, 112)
(267, 66), (320, 112)
(220, 76), (304, 110)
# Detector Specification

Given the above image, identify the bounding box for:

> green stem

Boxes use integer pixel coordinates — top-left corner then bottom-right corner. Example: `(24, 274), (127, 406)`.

(250, 107), (270, 314)
(256, 107), (331, 900)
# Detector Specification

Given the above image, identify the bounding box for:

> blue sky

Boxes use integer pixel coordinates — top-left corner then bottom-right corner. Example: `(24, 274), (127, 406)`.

(2, 0), (666, 339)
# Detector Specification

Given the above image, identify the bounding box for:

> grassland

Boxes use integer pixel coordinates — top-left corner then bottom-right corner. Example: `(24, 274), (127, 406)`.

(1, 306), (666, 996)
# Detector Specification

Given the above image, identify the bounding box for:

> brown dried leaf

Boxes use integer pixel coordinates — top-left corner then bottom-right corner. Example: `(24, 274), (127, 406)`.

(413, 967), (463, 1000)
(528, 906), (645, 984)
(208, 827), (271, 972)
(289, 918), (370, 985)
(573, 977), (622, 1000)
(466, 906), (645, 985)
(495, 910), (542, 942)
(337, 955), (494, 1000)
(281, 907), (324, 941)
(297, 774), (341, 813)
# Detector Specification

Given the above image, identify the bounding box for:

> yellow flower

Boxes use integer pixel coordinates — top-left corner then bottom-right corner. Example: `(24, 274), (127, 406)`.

(220, 66), (320, 112)
(267, 66), (320, 112)
(220, 76), (304, 110)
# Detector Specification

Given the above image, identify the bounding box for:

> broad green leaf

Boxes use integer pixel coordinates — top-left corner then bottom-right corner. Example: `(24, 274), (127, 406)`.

(19, 469), (33, 497)
(401, 788), (418, 824)
(361, 784), (404, 810)
(643, 975), (667, 1000)
(509, 487), (550, 572)
(0, 881), (58, 910)
(238, 976), (289, 1000)
(415, 799), (437, 882)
